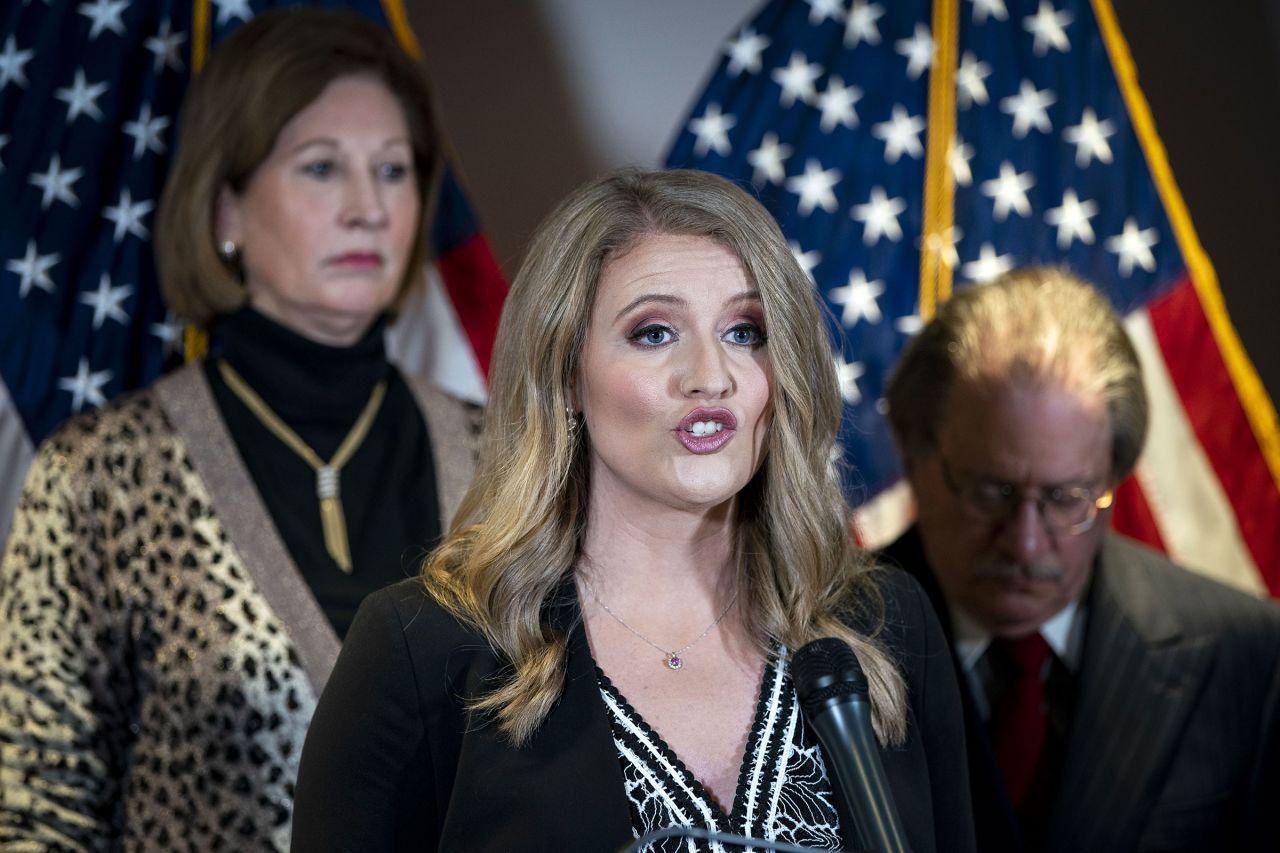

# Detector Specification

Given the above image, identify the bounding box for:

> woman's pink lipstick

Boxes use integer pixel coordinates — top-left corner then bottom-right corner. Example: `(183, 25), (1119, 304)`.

(674, 407), (737, 454)
(330, 252), (383, 270)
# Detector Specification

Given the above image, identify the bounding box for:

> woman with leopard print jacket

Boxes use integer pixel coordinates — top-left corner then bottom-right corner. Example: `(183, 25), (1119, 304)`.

(0, 10), (480, 851)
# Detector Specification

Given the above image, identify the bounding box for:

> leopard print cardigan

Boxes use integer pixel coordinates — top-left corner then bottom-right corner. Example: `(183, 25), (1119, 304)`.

(0, 364), (479, 851)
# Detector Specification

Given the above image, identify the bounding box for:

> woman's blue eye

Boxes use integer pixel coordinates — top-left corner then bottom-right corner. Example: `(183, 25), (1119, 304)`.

(379, 162), (410, 182)
(302, 160), (334, 178)
(725, 323), (766, 347)
(630, 324), (674, 346)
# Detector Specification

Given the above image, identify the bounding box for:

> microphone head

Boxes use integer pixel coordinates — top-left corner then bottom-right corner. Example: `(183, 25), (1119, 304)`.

(791, 638), (870, 717)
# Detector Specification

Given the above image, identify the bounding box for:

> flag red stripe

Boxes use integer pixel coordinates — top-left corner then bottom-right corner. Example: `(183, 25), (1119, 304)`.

(1146, 276), (1280, 592)
(435, 233), (508, 379)
(1110, 475), (1166, 553)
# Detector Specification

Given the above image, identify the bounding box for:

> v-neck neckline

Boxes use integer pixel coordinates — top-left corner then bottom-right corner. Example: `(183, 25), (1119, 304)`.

(594, 642), (785, 826)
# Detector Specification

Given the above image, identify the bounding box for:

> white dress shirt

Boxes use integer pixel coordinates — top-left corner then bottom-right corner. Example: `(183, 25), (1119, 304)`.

(950, 598), (1086, 722)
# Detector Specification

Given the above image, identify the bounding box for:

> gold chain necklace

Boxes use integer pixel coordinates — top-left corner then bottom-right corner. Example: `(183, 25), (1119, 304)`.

(580, 577), (739, 671)
(217, 359), (387, 574)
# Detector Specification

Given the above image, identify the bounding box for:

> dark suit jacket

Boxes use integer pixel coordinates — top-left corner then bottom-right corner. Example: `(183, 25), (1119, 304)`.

(882, 528), (1280, 853)
(291, 569), (976, 852)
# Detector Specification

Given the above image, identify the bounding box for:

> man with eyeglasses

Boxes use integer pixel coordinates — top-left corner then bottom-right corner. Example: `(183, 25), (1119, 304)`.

(881, 267), (1279, 853)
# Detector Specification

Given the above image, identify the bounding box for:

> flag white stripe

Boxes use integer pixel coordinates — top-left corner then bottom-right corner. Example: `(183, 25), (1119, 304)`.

(852, 478), (914, 551)
(1125, 310), (1264, 596)
(0, 378), (36, 549)
(387, 264), (488, 405)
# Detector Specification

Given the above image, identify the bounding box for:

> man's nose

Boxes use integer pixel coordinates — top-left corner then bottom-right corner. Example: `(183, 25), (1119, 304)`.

(997, 497), (1048, 562)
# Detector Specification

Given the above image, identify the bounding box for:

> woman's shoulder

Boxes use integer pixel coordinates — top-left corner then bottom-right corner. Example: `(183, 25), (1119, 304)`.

(846, 565), (943, 665)
(346, 577), (497, 678)
(393, 368), (484, 440)
(33, 382), (175, 475)
(848, 565), (933, 629)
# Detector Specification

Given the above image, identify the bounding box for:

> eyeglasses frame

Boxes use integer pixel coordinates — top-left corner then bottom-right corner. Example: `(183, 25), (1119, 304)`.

(936, 454), (1115, 536)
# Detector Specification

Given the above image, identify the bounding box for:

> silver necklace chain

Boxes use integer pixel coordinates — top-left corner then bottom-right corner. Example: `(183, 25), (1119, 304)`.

(580, 577), (739, 671)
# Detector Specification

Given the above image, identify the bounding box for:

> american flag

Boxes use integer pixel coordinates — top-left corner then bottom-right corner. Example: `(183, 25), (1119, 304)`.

(667, 0), (1279, 595)
(0, 0), (506, 544)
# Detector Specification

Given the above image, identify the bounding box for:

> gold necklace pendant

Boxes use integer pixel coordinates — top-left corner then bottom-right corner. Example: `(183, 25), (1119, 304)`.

(217, 360), (386, 574)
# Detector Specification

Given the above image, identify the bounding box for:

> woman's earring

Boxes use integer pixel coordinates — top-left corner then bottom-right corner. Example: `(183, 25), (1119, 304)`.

(219, 240), (238, 261)
(566, 407), (579, 438)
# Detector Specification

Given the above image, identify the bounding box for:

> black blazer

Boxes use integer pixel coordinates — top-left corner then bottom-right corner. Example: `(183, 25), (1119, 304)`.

(883, 528), (1280, 853)
(291, 569), (976, 852)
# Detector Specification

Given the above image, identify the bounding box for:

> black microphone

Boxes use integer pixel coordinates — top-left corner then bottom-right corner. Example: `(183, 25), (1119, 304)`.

(792, 638), (909, 853)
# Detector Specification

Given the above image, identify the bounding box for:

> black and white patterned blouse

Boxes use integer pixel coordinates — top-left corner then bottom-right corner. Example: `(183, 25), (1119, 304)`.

(599, 645), (844, 852)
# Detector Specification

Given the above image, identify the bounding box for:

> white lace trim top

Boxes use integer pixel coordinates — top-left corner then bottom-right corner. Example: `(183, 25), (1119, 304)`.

(598, 645), (844, 852)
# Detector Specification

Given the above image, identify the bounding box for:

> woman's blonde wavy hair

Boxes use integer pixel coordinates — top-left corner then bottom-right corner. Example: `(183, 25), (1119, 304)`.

(423, 168), (907, 746)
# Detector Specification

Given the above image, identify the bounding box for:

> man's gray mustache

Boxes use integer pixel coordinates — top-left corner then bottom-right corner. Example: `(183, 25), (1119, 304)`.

(973, 558), (1063, 581)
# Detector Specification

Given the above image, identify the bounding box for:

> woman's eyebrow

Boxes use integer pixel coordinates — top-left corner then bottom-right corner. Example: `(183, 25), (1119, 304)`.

(612, 293), (686, 323)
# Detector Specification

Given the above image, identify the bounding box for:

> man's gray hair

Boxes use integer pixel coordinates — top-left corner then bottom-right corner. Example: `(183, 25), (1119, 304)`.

(885, 266), (1149, 478)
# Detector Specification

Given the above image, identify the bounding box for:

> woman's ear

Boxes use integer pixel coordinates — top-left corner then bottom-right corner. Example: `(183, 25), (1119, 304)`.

(214, 185), (243, 247)
(566, 371), (582, 415)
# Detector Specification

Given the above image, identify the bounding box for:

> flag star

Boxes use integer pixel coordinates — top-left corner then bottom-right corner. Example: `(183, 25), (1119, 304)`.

(0, 134), (8, 171)
(1024, 1), (1072, 56)
(29, 153), (85, 211)
(786, 159), (841, 216)
(1106, 217), (1159, 276)
(55, 69), (110, 123)
(895, 314), (923, 335)
(213, 0), (253, 26)
(77, 0), (129, 40)
(957, 51), (991, 109)
(6, 240), (60, 297)
(835, 356), (866, 405)
(103, 187), (154, 243)
(0, 36), (35, 89)
(79, 274), (133, 328)
(872, 105), (925, 163)
(806, 0), (845, 25)
(1044, 189), (1098, 248)
(689, 103), (736, 157)
(961, 243), (1016, 282)
(816, 76), (862, 132)
(980, 161), (1035, 221)
(150, 311), (184, 351)
(950, 137), (974, 186)
(123, 104), (170, 159)
(771, 52), (822, 108)
(828, 269), (885, 327)
(920, 225), (963, 269)
(844, 1), (885, 48)
(895, 23), (935, 80)
(851, 186), (907, 245)
(970, 0), (1009, 24)
(1000, 79), (1056, 138)
(789, 242), (821, 283)
(145, 19), (187, 73)
(1063, 108), (1116, 167)
(748, 132), (792, 186)
(725, 27), (770, 76)
(58, 358), (113, 413)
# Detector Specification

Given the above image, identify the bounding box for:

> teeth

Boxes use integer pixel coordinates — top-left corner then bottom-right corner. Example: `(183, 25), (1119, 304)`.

(688, 421), (724, 436)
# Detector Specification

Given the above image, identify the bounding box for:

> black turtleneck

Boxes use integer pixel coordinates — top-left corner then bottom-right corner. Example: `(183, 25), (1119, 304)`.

(205, 307), (440, 639)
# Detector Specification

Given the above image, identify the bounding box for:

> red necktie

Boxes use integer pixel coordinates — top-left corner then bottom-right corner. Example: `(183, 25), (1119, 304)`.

(991, 632), (1051, 808)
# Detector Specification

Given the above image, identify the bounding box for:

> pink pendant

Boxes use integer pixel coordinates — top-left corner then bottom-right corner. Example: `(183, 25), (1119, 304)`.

(665, 653), (683, 670)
